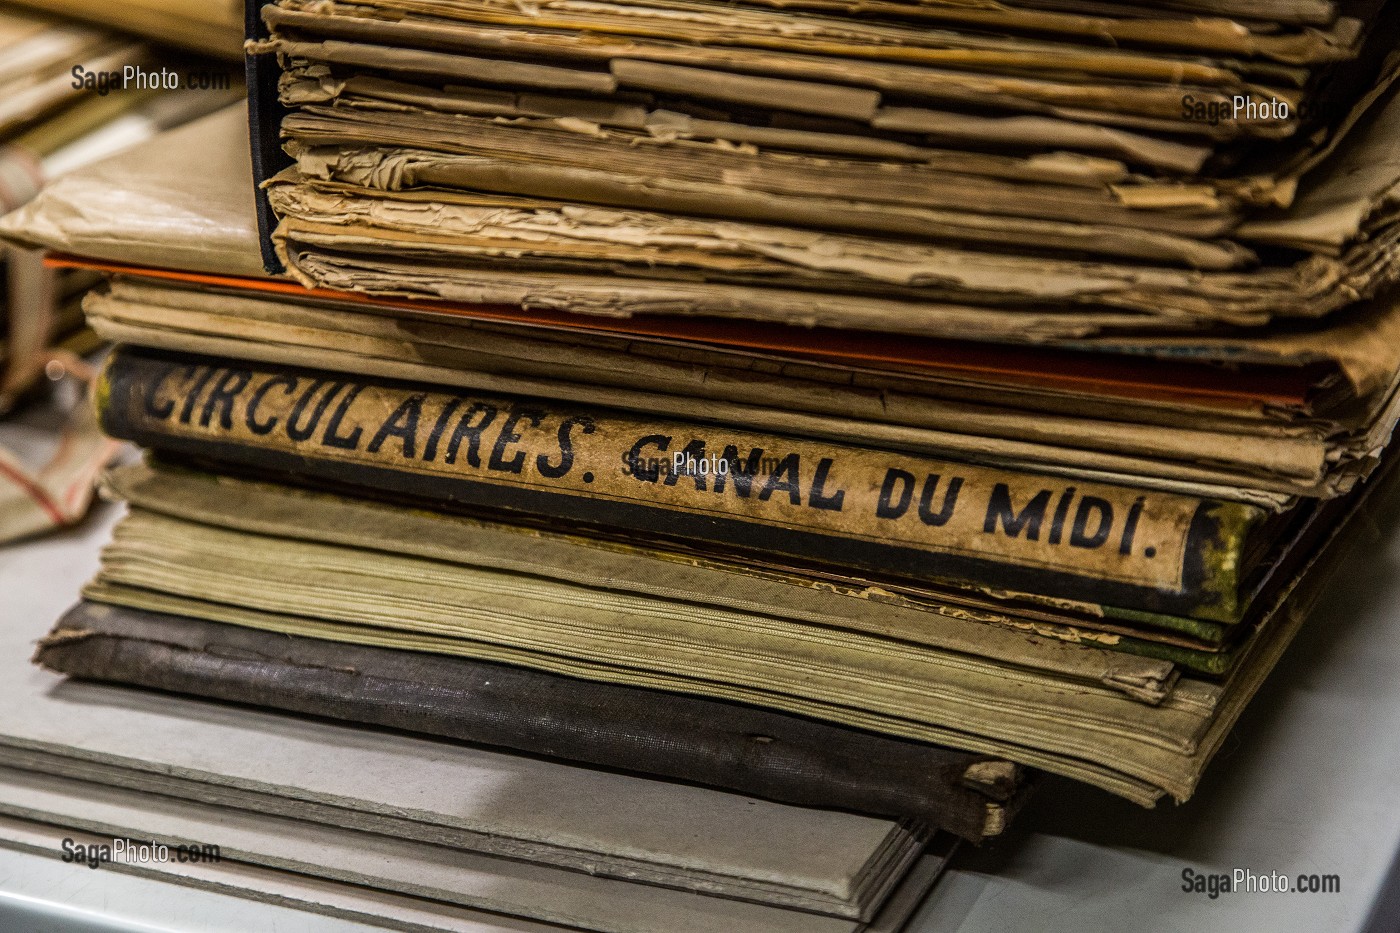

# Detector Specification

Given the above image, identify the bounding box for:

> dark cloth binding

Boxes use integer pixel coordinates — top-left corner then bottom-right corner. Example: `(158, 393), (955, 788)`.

(96, 345), (1259, 623)
(245, 0), (291, 273)
(36, 601), (1028, 841)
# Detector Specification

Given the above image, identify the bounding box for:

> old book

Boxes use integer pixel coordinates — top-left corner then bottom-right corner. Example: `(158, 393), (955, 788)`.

(6, 99), (1395, 395)
(96, 345), (1288, 624)
(258, 39), (1399, 285)
(12, 96), (1400, 379)
(88, 454), (1359, 682)
(262, 56), (1395, 266)
(86, 503), (1221, 766)
(253, 0), (1387, 152)
(98, 460), (1189, 695)
(89, 459), (1309, 679)
(35, 598), (1025, 841)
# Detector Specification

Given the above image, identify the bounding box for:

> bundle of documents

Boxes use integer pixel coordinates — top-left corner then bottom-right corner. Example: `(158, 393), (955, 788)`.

(0, 3), (237, 542)
(247, 0), (1400, 337)
(3, 0), (1400, 924)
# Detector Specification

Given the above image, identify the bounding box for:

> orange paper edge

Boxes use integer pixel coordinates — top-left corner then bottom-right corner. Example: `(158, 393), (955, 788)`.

(49, 254), (1311, 411)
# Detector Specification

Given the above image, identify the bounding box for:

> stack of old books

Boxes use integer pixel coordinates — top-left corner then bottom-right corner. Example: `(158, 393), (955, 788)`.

(3, 0), (1400, 925)
(246, 0), (1400, 339)
(0, 117), (986, 932)
(0, 5), (976, 931)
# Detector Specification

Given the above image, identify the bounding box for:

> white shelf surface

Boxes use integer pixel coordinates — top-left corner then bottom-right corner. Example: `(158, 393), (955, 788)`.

(910, 507), (1400, 933)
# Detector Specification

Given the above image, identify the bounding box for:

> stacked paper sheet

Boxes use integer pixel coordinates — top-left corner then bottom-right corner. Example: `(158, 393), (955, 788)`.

(0, 519), (953, 932)
(249, 0), (1400, 334)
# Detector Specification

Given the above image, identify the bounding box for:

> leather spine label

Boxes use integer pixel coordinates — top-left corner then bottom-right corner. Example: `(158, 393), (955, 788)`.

(99, 349), (1259, 600)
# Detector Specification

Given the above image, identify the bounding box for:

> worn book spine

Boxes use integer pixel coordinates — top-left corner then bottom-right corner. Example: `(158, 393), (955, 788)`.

(37, 601), (1025, 841)
(96, 347), (1264, 621)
